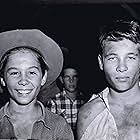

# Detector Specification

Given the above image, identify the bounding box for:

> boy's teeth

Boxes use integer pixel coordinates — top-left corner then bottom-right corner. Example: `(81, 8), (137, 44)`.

(18, 90), (31, 94)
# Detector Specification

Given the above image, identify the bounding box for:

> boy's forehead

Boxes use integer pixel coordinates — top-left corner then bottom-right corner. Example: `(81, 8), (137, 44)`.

(6, 50), (40, 67)
(102, 39), (140, 55)
(64, 68), (78, 75)
(9, 49), (37, 59)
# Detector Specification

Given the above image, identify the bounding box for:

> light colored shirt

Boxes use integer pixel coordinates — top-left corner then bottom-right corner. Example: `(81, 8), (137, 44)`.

(80, 88), (118, 140)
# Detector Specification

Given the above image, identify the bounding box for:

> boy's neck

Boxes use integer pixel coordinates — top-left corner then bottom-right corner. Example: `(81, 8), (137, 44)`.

(7, 98), (40, 119)
(108, 83), (140, 105)
(65, 90), (77, 101)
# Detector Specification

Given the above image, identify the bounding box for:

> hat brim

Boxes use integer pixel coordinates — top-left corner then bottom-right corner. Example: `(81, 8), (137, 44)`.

(0, 29), (63, 87)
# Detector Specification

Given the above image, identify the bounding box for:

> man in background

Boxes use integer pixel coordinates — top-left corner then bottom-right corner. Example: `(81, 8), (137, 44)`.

(38, 47), (70, 107)
(47, 67), (85, 139)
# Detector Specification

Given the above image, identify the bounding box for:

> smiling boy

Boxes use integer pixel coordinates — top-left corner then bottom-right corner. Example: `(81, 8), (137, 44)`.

(0, 29), (74, 140)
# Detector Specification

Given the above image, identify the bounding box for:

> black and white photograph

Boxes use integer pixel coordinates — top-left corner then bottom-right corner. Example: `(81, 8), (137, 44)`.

(0, 0), (140, 139)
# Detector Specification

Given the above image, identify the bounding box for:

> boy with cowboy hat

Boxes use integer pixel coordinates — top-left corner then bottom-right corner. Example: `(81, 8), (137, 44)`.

(0, 29), (74, 140)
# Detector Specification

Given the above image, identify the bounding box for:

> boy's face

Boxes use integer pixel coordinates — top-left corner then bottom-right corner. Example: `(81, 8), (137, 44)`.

(98, 38), (140, 92)
(62, 68), (78, 93)
(2, 50), (47, 105)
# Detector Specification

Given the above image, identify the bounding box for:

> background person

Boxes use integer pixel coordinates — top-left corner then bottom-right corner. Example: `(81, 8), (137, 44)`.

(47, 66), (85, 139)
(38, 47), (70, 107)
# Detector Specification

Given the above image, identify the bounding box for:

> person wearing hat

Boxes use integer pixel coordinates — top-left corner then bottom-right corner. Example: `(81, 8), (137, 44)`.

(0, 29), (74, 140)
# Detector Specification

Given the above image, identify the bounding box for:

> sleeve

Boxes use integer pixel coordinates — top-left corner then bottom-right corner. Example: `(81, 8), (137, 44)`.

(77, 96), (110, 140)
(79, 110), (109, 140)
(78, 109), (118, 140)
(56, 117), (74, 140)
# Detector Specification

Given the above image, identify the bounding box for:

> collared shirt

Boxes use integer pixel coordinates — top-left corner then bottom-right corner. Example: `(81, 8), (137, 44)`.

(47, 90), (85, 132)
(80, 88), (118, 140)
(0, 101), (74, 140)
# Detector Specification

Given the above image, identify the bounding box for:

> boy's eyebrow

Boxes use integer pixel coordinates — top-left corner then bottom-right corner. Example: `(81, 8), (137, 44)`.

(7, 66), (40, 72)
(104, 52), (139, 57)
(7, 67), (18, 72)
(104, 53), (117, 57)
(127, 53), (138, 56)
(28, 66), (40, 70)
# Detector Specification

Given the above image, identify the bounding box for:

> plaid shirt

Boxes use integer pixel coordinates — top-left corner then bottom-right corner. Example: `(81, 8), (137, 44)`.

(47, 90), (85, 132)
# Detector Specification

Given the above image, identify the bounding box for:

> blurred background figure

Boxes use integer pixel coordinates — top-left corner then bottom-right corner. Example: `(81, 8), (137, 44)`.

(38, 81), (60, 107)
(47, 66), (85, 139)
(38, 47), (70, 106)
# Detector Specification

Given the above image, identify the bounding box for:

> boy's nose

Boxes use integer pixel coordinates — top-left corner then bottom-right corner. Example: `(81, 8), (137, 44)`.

(18, 75), (29, 86)
(116, 61), (128, 72)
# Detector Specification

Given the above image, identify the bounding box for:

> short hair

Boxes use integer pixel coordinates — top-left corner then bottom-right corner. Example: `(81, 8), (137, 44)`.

(61, 66), (78, 77)
(0, 46), (49, 78)
(99, 19), (140, 55)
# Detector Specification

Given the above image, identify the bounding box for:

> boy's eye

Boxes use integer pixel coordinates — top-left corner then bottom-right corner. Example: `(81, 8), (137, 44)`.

(107, 57), (117, 61)
(29, 71), (37, 75)
(10, 72), (19, 76)
(64, 76), (69, 79)
(128, 56), (136, 60)
(73, 76), (78, 79)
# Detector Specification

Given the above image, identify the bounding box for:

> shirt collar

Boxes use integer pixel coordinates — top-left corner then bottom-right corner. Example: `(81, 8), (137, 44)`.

(35, 101), (46, 121)
(31, 101), (51, 129)
(63, 90), (76, 101)
(0, 102), (10, 121)
(62, 90), (67, 96)
(63, 89), (82, 100)
(88, 87), (109, 102)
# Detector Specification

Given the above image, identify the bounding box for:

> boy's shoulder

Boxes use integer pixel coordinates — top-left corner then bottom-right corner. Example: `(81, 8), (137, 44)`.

(77, 94), (107, 139)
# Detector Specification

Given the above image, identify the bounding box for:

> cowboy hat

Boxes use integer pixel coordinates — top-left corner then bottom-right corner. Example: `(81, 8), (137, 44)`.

(0, 29), (63, 86)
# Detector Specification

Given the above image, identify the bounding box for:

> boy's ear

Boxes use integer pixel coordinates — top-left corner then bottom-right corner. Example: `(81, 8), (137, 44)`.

(59, 76), (63, 84)
(98, 54), (103, 70)
(0, 78), (5, 87)
(41, 70), (48, 86)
